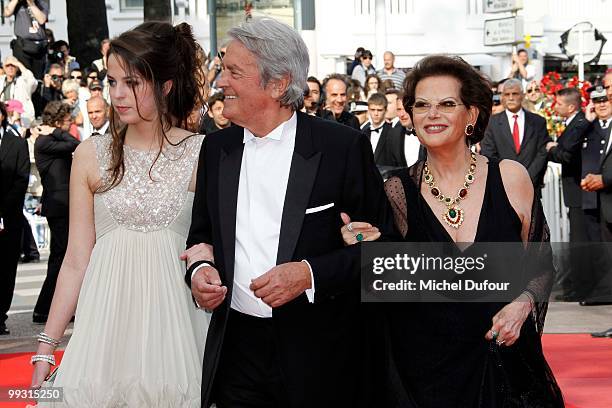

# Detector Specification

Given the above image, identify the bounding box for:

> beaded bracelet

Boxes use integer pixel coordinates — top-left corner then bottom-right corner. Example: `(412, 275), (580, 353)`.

(31, 354), (56, 366)
(37, 332), (61, 348)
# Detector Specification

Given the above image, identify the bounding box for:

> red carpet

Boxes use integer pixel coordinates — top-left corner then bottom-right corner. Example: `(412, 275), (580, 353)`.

(0, 336), (610, 407)
(543, 334), (612, 408)
(0, 351), (63, 408)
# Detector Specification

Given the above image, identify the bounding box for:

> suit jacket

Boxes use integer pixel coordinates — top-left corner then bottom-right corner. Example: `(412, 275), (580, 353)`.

(362, 121), (407, 168)
(186, 112), (395, 407)
(34, 129), (80, 218)
(597, 121), (612, 223)
(0, 127), (29, 231)
(548, 111), (590, 207)
(481, 110), (550, 188)
(581, 121), (607, 210)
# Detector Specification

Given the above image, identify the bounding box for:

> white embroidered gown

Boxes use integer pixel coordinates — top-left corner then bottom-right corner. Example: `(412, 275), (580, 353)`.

(42, 134), (208, 407)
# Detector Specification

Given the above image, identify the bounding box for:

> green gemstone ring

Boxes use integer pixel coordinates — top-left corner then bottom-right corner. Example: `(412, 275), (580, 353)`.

(356, 233), (364, 242)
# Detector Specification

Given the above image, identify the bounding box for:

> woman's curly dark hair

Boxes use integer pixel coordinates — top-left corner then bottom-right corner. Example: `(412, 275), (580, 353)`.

(402, 55), (493, 144)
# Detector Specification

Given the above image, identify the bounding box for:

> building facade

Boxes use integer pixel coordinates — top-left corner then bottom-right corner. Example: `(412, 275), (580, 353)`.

(0, 0), (609, 83)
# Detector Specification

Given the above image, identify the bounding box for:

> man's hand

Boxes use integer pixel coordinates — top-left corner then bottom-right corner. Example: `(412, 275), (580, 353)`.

(43, 73), (53, 88)
(581, 173), (605, 192)
(191, 266), (226, 311)
(585, 101), (596, 122)
(546, 141), (557, 152)
(250, 262), (312, 308)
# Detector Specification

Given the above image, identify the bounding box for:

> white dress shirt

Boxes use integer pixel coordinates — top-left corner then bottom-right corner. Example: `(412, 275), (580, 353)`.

(404, 132), (421, 167)
(505, 109), (525, 145)
(234, 112), (315, 317)
(362, 119), (384, 153)
(192, 113), (315, 315)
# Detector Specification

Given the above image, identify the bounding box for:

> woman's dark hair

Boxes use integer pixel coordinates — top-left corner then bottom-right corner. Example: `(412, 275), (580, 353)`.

(0, 102), (8, 130)
(42, 101), (72, 127)
(101, 21), (207, 192)
(364, 74), (381, 93)
(307, 76), (322, 93)
(402, 55), (492, 144)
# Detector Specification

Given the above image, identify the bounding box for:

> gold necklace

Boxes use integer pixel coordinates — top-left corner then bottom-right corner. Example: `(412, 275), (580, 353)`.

(423, 153), (477, 229)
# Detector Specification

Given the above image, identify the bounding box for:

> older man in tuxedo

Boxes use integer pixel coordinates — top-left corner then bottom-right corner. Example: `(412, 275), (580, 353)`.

(481, 78), (550, 192)
(183, 18), (393, 408)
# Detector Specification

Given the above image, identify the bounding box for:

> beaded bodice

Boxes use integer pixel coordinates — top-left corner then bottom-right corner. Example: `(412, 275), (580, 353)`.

(92, 134), (203, 232)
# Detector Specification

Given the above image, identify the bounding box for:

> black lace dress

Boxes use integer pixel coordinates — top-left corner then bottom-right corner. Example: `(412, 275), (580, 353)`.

(379, 160), (564, 408)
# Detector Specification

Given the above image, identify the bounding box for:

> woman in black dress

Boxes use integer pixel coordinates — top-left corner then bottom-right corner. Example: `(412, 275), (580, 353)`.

(344, 55), (564, 407)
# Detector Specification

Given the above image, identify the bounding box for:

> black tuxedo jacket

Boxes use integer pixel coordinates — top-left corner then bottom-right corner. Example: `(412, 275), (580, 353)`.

(481, 110), (550, 188)
(597, 121), (612, 223)
(34, 129), (80, 218)
(548, 111), (590, 207)
(0, 127), (29, 231)
(186, 112), (395, 407)
(362, 121), (407, 168)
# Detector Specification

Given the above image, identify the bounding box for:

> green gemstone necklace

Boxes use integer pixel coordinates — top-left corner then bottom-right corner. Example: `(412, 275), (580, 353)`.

(423, 152), (477, 229)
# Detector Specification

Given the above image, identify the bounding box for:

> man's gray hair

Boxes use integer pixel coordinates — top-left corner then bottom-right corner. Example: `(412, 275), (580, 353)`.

(228, 17), (309, 110)
(503, 78), (523, 92)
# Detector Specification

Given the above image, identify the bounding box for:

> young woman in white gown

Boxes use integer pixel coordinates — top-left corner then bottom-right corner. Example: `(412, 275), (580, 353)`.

(30, 21), (211, 407)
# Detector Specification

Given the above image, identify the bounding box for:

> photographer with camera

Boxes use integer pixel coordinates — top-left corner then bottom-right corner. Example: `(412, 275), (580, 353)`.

(3, 0), (49, 81)
(41, 63), (63, 108)
(50, 40), (79, 77)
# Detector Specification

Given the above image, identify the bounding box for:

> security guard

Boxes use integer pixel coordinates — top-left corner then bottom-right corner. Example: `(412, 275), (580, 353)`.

(580, 85), (612, 308)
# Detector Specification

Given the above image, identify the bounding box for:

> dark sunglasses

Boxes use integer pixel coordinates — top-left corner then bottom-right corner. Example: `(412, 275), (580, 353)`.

(362, 56), (372, 60)
(88, 75), (97, 79)
(70, 75), (82, 80)
(526, 88), (539, 94)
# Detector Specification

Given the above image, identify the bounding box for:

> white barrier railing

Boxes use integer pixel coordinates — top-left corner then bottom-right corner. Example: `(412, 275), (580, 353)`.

(541, 162), (569, 242)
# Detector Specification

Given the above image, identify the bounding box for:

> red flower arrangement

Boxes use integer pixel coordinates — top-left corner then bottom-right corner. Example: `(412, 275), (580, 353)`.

(537, 72), (592, 138)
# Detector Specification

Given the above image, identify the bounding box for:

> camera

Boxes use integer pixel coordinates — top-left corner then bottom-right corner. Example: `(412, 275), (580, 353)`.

(47, 49), (64, 64)
(492, 94), (501, 106)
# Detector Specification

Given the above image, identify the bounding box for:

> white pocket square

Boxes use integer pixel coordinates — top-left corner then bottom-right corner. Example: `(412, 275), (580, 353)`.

(305, 202), (334, 214)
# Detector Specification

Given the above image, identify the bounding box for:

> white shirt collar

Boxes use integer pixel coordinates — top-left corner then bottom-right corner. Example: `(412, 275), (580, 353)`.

(565, 112), (578, 126)
(505, 108), (524, 121)
(243, 111), (296, 144)
(94, 121), (110, 135)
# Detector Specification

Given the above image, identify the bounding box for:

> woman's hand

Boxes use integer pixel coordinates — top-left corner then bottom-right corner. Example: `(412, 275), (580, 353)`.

(485, 294), (532, 347)
(31, 361), (51, 389)
(340, 212), (380, 245)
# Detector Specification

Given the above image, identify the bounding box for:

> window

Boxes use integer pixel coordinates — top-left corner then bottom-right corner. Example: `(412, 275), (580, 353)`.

(121, 0), (144, 10)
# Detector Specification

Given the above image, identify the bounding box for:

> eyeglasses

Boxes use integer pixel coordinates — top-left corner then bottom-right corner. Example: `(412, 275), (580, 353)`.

(70, 75), (82, 80)
(362, 57), (372, 60)
(88, 75), (97, 79)
(526, 88), (539, 94)
(593, 99), (609, 104)
(411, 100), (465, 114)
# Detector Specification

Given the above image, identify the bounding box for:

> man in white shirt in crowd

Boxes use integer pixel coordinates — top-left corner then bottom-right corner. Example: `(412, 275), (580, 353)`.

(508, 49), (536, 89)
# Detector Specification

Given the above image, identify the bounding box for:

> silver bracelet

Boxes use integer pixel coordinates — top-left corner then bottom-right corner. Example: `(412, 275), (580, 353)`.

(37, 332), (61, 348)
(31, 354), (56, 366)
